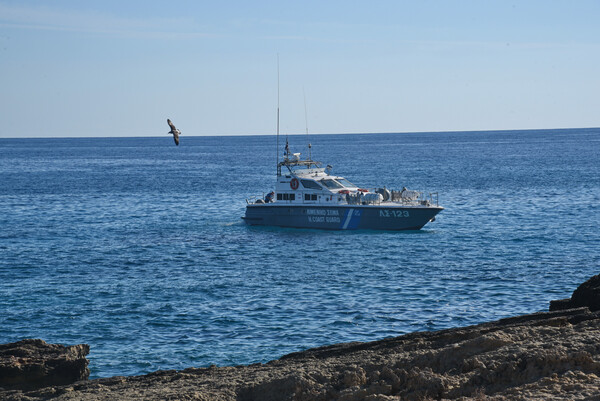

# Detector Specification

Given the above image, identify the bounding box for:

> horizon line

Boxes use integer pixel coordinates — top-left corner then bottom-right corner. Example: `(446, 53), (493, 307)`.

(0, 126), (599, 140)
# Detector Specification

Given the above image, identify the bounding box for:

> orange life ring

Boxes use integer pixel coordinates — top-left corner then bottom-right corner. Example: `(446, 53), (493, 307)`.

(290, 178), (299, 190)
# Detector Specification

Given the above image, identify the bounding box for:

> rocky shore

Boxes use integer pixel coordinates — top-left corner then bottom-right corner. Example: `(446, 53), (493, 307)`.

(2, 275), (600, 401)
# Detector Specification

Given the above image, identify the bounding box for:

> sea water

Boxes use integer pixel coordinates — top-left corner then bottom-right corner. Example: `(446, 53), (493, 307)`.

(1, 129), (599, 379)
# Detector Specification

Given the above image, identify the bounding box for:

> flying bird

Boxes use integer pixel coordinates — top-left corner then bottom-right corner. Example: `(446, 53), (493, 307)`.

(167, 118), (181, 146)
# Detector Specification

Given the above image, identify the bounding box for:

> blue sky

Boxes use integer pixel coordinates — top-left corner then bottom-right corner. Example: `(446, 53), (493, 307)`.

(1, 1), (599, 137)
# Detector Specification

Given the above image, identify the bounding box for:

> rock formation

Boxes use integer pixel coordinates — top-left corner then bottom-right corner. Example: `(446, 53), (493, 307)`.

(0, 339), (89, 391)
(550, 273), (600, 312)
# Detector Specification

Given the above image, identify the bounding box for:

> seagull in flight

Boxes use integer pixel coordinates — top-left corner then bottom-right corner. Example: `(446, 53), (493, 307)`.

(167, 118), (181, 146)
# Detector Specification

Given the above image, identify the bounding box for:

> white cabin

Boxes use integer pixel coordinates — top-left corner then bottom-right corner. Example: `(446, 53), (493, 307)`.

(269, 153), (381, 206)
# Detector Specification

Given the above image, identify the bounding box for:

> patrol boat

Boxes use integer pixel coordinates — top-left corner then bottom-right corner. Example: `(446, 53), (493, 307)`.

(243, 145), (443, 230)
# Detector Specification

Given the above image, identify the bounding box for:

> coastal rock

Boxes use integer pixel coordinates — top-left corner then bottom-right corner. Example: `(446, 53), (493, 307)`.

(0, 339), (89, 391)
(2, 308), (600, 400)
(550, 274), (600, 311)
(4, 275), (600, 400)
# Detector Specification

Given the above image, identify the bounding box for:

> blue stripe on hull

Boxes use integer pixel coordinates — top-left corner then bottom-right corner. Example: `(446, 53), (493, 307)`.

(339, 208), (362, 230)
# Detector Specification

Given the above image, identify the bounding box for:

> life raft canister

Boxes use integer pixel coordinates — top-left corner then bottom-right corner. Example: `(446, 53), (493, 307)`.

(290, 178), (299, 190)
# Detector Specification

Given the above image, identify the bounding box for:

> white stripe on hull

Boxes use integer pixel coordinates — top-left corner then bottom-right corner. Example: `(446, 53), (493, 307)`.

(341, 208), (354, 230)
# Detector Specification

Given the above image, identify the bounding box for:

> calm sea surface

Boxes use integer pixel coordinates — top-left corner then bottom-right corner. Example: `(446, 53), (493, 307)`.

(1, 129), (599, 378)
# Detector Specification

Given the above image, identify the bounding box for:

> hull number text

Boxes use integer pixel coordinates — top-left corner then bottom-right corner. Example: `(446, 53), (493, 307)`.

(380, 209), (409, 218)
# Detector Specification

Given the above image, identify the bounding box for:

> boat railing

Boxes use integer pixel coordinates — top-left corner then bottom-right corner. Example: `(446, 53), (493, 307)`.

(247, 190), (439, 206)
(344, 189), (439, 206)
(246, 194), (268, 204)
(393, 190), (439, 207)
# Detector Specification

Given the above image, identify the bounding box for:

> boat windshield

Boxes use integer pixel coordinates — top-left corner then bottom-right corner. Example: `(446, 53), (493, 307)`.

(336, 178), (356, 188)
(320, 179), (344, 189)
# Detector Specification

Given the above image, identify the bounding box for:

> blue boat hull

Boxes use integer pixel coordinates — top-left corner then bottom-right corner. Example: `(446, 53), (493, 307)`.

(243, 204), (442, 230)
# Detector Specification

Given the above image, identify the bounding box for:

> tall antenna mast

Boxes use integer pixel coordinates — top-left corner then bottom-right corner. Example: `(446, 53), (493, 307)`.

(276, 54), (280, 174)
(303, 86), (312, 160)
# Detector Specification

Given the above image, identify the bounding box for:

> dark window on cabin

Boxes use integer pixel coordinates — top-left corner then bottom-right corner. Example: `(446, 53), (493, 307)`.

(277, 193), (283, 200)
(312, 194), (317, 200)
(320, 179), (343, 189)
(305, 194), (310, 201)
(300, 179), (322, 190)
